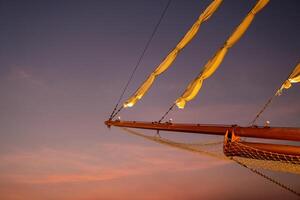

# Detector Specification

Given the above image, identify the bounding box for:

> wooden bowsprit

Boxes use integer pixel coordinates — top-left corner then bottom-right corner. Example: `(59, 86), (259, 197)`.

(105, 120), (300, 141)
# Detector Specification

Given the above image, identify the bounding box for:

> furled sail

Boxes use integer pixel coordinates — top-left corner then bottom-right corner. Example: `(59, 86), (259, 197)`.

(276, 62), (300, 96)
(123, 0), (223, 108)
(175, 0), (269, 109)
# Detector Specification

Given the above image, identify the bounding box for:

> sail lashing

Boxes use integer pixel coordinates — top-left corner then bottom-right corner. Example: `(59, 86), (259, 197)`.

(175, 0), (269, 109)
(276, 62), (300, 96)
(123, 0), (223, 108)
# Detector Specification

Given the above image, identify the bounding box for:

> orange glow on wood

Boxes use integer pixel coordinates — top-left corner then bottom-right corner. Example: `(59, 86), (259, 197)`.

(105, 120), (300, 142)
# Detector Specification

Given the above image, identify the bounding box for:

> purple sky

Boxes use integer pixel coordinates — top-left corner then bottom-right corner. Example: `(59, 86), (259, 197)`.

(0, 0), (299, 199)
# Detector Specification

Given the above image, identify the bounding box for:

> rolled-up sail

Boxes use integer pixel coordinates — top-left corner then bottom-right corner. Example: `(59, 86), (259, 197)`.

(123, 0), (223, 108)
(176, 0), (269, 109)
(276, 62), (300, 96)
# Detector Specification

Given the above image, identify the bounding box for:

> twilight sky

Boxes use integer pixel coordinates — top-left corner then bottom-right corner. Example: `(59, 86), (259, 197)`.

(0, 0), (299, 199)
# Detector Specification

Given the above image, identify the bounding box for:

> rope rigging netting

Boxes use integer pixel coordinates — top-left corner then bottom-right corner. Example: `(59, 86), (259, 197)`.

(109, 0), (172, 120)
(119, 127), (300, 197)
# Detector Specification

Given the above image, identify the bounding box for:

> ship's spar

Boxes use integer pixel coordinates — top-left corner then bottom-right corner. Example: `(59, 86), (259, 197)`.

(105, 120), (300, 142)
(105, 120), (300, 157)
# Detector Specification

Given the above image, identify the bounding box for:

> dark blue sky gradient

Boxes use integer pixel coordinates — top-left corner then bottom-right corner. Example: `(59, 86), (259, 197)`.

(0, 0), (299, 199)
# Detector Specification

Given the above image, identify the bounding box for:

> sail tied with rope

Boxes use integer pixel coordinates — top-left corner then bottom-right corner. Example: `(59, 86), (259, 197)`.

(175, 0), (269, 109)
(123, 0), (223, 108)
(276, 62), (300, 96)
(250, 61), (300, 125)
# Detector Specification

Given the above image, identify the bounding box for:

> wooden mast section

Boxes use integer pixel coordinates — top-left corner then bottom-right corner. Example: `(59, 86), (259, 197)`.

(105, 120), (300, 142)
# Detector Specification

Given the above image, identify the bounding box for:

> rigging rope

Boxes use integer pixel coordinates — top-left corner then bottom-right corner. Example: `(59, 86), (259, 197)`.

(158, 103), (175, 123)
(250, 95), (275, 125)
(250, 61), (299, 125)
(233, 158), (300, 197)
(120, 127), (226, 160)
(109, 0), (172, 120)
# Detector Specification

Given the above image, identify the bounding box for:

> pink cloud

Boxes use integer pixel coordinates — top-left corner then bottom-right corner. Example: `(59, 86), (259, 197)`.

(0, 142), (228, 185)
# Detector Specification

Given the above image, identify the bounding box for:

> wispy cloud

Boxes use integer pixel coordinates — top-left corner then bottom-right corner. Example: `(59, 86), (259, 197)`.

(0, 143), (227, 185)
(7, 67), (44, 87)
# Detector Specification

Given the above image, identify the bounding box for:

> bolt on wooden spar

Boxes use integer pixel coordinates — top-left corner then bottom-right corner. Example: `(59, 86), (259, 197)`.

(105, 120), (300, 142)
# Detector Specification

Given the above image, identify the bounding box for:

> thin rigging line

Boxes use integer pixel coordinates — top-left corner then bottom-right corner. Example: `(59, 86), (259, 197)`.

(158, 103), (175, 123)
(250, 61), (298, 125)
(233, 158), (300, 197)
(250, 95), (275, 125)
(109, 0), (172, 120)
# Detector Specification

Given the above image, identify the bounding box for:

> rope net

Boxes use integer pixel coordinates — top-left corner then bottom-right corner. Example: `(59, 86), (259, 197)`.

(224, 140), (300, 175)
(120, 127), (300, 196)
(121, 127), (300, 174)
